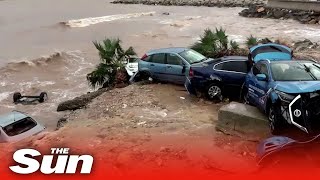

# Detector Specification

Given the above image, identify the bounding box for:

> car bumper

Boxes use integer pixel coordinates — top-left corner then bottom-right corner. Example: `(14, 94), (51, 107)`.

(185, 78), (197, 95)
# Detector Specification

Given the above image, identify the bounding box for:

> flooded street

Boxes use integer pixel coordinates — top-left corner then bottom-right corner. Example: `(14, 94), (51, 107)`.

(1, 0), (320, 129)
(1, 0), (320, 62)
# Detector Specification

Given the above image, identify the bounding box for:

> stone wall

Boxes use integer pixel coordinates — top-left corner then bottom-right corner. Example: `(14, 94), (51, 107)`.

(239, 5), (320, 24)
(111, 0), (266, 8)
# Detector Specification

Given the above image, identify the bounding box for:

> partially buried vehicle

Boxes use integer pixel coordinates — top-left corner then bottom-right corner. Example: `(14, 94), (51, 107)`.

(243, 60), (320, 134)
(0, 111), (45, 143)
(13, 92), (48, 104)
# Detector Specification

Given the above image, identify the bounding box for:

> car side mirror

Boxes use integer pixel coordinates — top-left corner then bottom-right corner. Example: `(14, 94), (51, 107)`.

(256, 74), (267, 81)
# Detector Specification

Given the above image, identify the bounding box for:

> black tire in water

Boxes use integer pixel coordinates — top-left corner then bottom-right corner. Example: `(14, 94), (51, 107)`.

(13, 92), (22, 103)
(39, 92), (48, 103)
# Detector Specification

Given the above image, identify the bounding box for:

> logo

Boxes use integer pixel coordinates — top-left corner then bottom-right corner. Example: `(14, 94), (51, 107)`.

(294, 109), (302, 118)
(10, 148), (93, 174)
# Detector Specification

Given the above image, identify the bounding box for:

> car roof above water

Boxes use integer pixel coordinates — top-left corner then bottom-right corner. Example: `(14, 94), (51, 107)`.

(0, 111), (28, 127)
(147, 47), (189, 55)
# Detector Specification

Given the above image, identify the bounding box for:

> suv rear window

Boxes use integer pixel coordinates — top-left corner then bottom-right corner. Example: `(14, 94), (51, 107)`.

(3, 117), (37, 136)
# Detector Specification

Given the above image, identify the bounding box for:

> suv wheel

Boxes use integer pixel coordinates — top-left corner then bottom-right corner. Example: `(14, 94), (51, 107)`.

(268, 105), (284, 135)
(13, 92), (22, 103)
(206, 83), (222, 101)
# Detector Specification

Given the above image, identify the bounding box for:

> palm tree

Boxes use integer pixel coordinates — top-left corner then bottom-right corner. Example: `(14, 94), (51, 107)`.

(87, 38), (136, 89)
(191, 28), (240, 58)
(246, 35), (259, 48)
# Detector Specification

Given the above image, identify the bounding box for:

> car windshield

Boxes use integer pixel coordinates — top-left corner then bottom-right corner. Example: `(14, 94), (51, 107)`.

(3, 117), (37, 136)
(271, 62), (320, 81)
(179, 50), (206, 64)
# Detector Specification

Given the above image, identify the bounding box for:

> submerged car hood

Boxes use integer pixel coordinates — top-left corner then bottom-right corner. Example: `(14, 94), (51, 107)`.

(275, 81), (320, 94)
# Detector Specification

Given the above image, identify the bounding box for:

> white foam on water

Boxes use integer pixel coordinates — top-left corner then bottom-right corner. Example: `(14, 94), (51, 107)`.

(284, 28), (320, 38)
(0, 105), (15, 109)
(18, 80), (55, 89)
(0, 92), (11, 102)
(63, 12), (155, 28)
(229, 34), (246, 43)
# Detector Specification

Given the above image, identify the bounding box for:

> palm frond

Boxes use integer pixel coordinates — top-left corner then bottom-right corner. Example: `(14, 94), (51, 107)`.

(86, 63), (112, 88)
(230, 40), (239, 50)
(246, 35), (259, 48)
(215, 27), (228, 50)
(88, 38), (137, 89)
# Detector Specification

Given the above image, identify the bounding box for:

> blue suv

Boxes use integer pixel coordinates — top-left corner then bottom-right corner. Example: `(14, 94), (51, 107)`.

(138, 48), (207, 84)
(243, 60), (320, 134)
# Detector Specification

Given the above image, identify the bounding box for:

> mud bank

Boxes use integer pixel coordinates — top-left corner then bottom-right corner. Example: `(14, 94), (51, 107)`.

(111, 0), (266, 8)
(0, 84), (257, 175)
(240, 5), (320, 24)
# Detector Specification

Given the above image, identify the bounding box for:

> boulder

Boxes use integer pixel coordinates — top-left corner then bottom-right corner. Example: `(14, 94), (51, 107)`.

(294, 39), (314, 51)
(273, 9), (285, 19)
(57, 88), (109, 111)
(216, 102), (269, 140)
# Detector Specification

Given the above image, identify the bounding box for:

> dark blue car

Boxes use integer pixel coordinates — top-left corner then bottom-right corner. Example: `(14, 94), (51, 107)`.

(185, 56), (249, 100)
(243, 60), (320, 134)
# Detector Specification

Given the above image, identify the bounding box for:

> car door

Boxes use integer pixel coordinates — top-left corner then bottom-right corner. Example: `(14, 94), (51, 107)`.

(253, 63), (270, 109)
(248, 62), (269, 107)
(213, 60), (249, 89)
(165, 53), (185, 84)
(149, 53), (167, 81)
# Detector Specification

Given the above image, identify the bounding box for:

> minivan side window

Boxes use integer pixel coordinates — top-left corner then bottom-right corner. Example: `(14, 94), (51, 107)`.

(215, 61), (248, 73)
(166, 53), (182, 65)
(150, 53), (165, 64)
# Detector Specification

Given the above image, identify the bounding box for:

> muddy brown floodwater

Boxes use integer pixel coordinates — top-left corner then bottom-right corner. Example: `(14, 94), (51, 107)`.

(0, 0), (320, 130)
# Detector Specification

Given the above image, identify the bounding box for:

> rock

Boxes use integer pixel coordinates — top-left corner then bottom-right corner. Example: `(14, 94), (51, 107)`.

(257, 7), (265, 13)
(299, 15), (312, 23)
(239, 5), (320, 25)
(308, 19), (318, 24)
(111, 0), (267, 8)
(56, 117), (68, 130)
(294, 39), (314, 51)
(57, 88), (109, 111)
(273, 10), (285, 19)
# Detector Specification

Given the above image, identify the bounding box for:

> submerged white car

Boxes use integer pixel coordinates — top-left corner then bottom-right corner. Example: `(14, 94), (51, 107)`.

(124, 56), (139, 76)
(0, 111), (45, 143)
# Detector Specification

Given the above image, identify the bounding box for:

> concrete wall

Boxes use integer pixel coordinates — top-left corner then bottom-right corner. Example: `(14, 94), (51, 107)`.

(267, 0), (320, 11)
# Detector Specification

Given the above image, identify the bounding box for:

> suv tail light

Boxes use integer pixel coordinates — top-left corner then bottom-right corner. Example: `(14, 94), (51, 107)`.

(189, 68), (194, 78)
(141, 54), (148, 61)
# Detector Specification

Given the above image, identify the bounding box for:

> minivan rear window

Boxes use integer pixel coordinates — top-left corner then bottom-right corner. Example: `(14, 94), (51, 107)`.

(3, 117), (37, 136)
